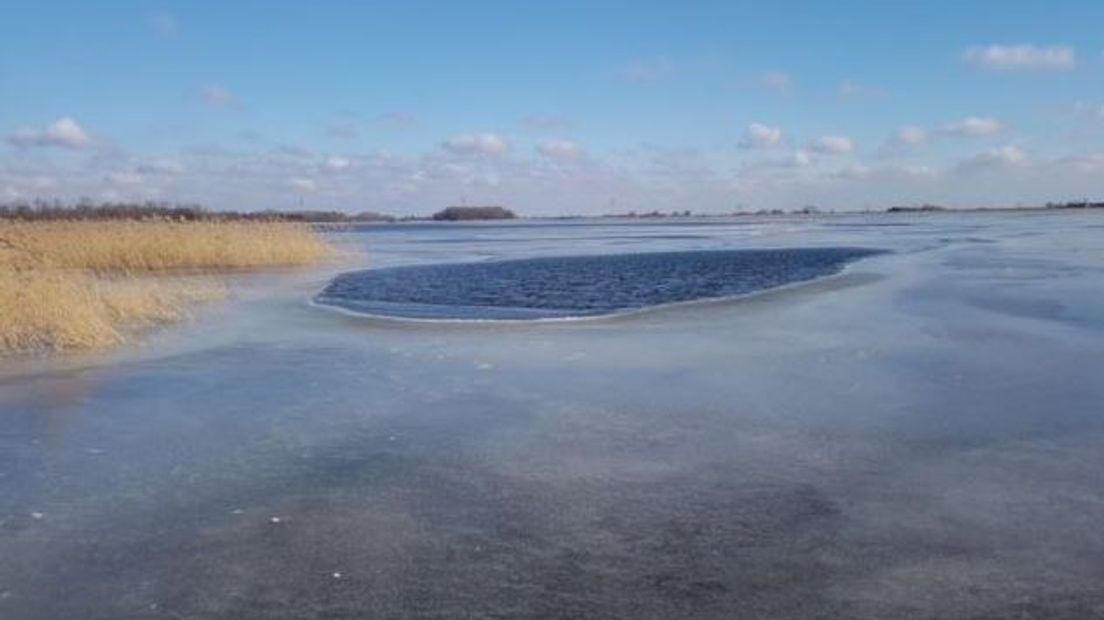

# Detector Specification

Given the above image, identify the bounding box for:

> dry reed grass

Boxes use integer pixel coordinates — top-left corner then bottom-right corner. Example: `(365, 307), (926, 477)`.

(1, 220), (331, 272)
(0, 220), (332, 356)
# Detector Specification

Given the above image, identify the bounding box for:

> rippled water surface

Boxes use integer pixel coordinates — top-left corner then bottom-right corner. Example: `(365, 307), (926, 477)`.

(2, 213), (1104, 619)
(317, 248), (884, 319)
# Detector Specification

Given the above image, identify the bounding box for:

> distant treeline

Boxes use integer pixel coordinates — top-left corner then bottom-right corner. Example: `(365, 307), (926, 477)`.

(0, 200), (396, 223)
(602, 210), (696, 218)
(886, 205), (946, 213)
(886, 202), (1104, 213)
(1045, 201), (1104, 210)
(431, 206), (516, 221)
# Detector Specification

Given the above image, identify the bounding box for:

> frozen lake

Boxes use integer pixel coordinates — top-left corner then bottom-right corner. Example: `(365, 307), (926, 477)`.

(2, 212), (1104, 618)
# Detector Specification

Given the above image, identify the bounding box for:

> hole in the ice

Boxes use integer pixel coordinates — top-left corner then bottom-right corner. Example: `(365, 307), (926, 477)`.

(315, 248), (884, 320)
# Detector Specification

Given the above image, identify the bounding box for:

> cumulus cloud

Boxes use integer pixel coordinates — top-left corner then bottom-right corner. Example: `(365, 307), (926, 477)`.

(7, 117), (92, 149)
(951, 145), (1029, 176)
(989, 145), (1027, 165)
(739, 123), (783, 149)
(442, 133), (510, 157)
(961, 145), (1027, 168)
(742, 149), (813, 173)
(895, 126), (927, 146)
(759, 71), (794, 93)
(536, 139), (584, 161)
(878, 125), (928, 158)
(1057, 153), (1104, 174)
(810, 135), (854, 154)
(1072, 101), (1104, 121)
(322, 155), (352, 171)
(941, 116), (1003, 137)
(201, 84), (239, 107)
(963, 44), (1076, 71)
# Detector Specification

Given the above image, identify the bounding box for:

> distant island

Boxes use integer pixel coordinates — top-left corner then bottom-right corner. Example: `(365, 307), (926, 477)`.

(431, 206), (517, 221)
(886, 205), (946, 213)
(885, 201), (1104, 214)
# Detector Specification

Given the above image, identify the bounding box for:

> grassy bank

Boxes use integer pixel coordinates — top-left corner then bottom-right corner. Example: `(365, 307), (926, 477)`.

(1, 220), (332, 356)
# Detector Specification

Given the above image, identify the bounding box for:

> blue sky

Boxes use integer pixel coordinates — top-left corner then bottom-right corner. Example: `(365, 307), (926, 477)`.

(2, 1), (1104, 214)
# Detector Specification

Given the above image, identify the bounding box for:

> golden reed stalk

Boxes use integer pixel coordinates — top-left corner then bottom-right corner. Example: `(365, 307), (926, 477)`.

(0, 220), (332, 355)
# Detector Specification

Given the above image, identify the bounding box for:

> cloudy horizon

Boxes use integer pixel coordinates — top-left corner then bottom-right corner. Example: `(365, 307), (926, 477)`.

(3, 2), (1104, 216)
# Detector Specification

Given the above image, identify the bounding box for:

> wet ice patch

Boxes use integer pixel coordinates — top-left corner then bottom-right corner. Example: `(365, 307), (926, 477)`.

(315, 248), (884, 320)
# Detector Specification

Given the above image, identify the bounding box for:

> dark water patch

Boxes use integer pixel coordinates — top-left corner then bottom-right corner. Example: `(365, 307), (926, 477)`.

(938, 236), (997, 244)
(316, 248), (884, 320)
(414, 233), (711, 244)
(823, 222), (914, 228)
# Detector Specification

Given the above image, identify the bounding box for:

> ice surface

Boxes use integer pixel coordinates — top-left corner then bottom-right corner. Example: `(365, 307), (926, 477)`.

(1, 213), (1104, 618)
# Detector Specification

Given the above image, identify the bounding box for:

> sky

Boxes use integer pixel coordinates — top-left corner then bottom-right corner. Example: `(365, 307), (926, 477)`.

(2, 0), (1104, 215)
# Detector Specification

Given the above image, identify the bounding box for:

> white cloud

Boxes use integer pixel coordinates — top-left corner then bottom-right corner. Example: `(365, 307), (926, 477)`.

(201, 84), (238, 107)
(759, 71), (794, 93)
(739, 123), (783, 149)
(442, 133), (510, 157)
(941, 116), (1003, 137)
(984, 144), (1024, 165)
(1072, 101), (1104, 120)
(742, 149), (813, 173)
(536, 139), (584, 161)
(322, 155), (352, 171)
(791, 150), (813, 167)
(1057, 153), (1104, 174)
(963, 45), (1076, 71)
(990, 145), (1027, 165)
(877, 126), (928, 159)
(954, 145), (1028, 174)
(895, 126), (927, 146)
(810, 135), (854, 154)
(6, 117), (93, 149)
(9, 119), (1102, 216)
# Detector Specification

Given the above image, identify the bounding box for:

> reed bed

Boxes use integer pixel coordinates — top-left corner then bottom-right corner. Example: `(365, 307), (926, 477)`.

(0, 220), (333, 356)
(1, 220), (331, 272)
